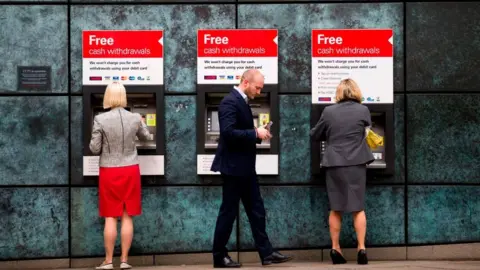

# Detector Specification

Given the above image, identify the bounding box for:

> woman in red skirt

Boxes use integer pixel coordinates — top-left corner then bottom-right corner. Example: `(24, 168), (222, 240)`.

(89, 82), (153, 270)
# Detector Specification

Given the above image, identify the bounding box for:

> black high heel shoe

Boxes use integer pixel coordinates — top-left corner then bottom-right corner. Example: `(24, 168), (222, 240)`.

(357, 249), (368, 265)
(330, 249), (347, 264)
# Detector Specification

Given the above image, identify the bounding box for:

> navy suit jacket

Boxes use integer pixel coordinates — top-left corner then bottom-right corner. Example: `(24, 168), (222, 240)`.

(211, 89), (262, 176)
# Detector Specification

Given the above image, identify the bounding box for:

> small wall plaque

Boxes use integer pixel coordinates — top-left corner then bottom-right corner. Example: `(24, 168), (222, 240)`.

(17, 66), (51, 91)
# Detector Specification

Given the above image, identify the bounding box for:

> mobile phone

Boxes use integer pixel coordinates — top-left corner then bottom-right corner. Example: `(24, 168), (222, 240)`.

(266, 121), (273, 130)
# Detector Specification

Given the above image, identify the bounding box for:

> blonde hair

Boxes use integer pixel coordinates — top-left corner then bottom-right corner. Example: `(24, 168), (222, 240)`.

(103, 82), (127, 109)
(335, 78), (363, 103)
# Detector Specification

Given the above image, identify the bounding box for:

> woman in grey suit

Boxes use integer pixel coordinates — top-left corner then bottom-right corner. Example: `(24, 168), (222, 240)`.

(310, 78), (374, 265)
(89, 82), (153, 270)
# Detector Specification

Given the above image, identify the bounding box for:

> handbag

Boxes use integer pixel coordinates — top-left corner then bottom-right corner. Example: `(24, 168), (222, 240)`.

(365, 127), (384, 149)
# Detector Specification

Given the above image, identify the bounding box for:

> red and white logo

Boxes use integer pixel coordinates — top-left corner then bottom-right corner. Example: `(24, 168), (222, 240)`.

(82, 30), (163, 58)
(82, 30), (164, 85)
(312, 29), (393, 57)
(197, 29), (278, 85)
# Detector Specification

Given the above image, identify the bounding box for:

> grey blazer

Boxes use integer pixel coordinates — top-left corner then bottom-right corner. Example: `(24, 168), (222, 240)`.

(89, 107), (153, 167)
(310, 100), (374, 167)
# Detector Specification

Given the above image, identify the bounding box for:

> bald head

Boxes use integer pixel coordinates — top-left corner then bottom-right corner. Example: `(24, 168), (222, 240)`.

(238, 69), (265, 100)
(240, 69), (264, 84)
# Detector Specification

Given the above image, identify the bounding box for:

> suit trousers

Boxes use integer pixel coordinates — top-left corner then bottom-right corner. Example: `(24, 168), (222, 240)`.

(213, 173), (273, 261)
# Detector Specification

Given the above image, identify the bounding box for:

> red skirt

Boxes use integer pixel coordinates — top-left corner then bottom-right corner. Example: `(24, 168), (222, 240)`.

(99, 164), (141, 217)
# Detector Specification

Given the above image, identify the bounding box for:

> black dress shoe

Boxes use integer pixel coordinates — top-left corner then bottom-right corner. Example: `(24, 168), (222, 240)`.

(214, 256), (242, 268)
(330, 249), (347, 264)
(261, 251), (293, 265)
(357, 249), (368, 265)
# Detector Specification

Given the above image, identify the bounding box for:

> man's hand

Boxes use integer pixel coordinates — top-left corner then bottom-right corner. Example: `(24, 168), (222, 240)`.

(257, 127), (272, 140)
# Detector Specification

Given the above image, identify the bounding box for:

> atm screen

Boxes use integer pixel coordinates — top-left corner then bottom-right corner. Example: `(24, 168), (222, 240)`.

(206, 108), (221, 133)
(210, 111), (220, 132)
(205, 108), (220, 148)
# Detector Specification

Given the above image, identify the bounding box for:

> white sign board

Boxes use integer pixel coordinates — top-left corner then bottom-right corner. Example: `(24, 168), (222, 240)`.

(312, 29), (393, 104)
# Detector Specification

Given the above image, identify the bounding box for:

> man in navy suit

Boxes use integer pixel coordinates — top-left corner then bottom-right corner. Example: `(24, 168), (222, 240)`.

(211, 69), (292, 268)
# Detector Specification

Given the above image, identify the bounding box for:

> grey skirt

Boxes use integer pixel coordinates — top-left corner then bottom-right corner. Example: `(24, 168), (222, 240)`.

(325, 164), (367, 213)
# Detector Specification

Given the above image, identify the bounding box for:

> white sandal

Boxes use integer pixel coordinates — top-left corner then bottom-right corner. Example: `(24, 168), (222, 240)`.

(120, 262), (132, 269)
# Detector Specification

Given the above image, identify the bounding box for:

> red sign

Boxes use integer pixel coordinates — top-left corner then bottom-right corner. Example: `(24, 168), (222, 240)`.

(311, 29), (393, 57)
(82, 30), (163, 58)
(197, 29), (278, 57)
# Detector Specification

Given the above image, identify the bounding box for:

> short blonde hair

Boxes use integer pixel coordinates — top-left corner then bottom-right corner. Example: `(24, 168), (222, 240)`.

(103, 82), (127, 109)
(335, 78), (363, 103)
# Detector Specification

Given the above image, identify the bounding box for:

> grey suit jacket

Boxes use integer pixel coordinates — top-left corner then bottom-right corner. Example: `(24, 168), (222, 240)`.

(89, 107), (153, 167)
(310, 100), (374, 167)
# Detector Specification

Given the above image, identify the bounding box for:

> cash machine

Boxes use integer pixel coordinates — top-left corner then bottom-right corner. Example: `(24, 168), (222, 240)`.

(81, 29), (165, 181)
(310, 28), (395, 177)
(196, 85), (279, 175)
(196, 28), (280, 176)
(310, 104), (394, 175)
(83, 85), (165, 178)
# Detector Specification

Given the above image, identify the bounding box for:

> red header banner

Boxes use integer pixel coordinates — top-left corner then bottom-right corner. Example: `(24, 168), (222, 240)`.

(311, 29), (393, 57)
(197, 29), (278, 57)
(82, 30), (163, 58)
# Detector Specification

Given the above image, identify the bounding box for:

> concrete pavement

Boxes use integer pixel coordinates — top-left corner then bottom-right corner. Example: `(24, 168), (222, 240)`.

(61, 260), (480, 270)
